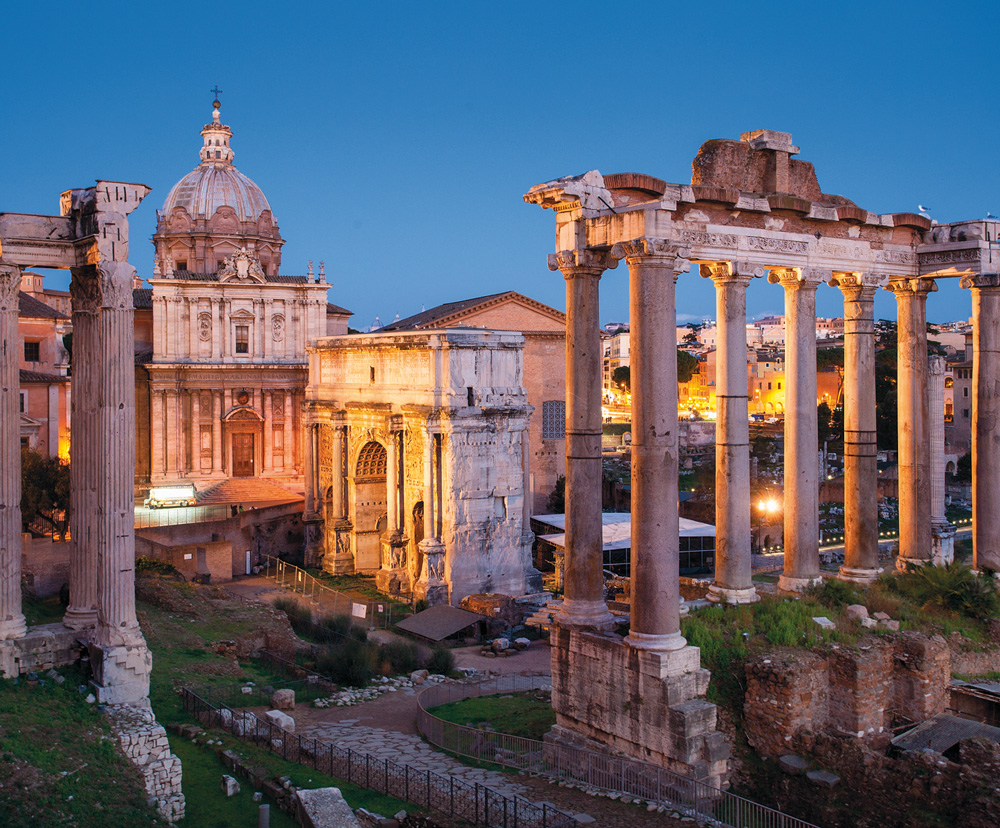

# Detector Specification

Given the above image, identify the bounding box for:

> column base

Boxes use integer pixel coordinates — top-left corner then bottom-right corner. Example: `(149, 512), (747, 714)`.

(624, 629), (687, 652)
(322, 519), (355, 576)
(707, 584), (760, 604)
(0, 615), (27, 641)
(89, 640), (152, 705)
(837, 566), (882, 584)
(63, 607), (98, 630)
(521, 532), (543, 593)
(303, 518), (324, 569)
(412, 581), (449, 606)
(777, 574), (823, 593)
(555, 598), (616, 632)
(931, 521), (955, 566)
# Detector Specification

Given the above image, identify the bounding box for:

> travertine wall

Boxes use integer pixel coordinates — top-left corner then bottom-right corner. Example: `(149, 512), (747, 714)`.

(108, 703), (185, 822)
(745, 633), (951, 757)
(22, 535), (70, 599)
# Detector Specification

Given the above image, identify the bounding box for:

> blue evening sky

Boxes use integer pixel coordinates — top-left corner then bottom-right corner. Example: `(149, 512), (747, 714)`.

(2, 1), (997, 329)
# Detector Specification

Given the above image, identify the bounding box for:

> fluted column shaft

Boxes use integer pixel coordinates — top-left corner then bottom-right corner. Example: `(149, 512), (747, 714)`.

(550, 250), (614, 630)
(773, 269), (824, 591)
(836, 276), (881, 582)
(704, 264), (757, 603)
(890, 278), (936, 567)
(964, 274), (1000, 573)
(303, 421), (317, 516)
(621, 241), (688, 649)
(0, 267), (27, 640)
(65, 270), (99, 628)
(386, 431), (399, 532)
(263, 390), (273, 472)
(284, 391), (294, 471)
(331, 425), (344, 520)
(91, 264), (143, 647)
(423, 430), (436, 541)
(191, 393), (201, 472)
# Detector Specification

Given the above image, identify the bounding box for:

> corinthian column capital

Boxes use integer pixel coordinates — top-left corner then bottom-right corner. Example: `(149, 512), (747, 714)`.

(960, 272), (1000, 291)
(547, 248), (616, 275)
(0, 265), (22, 309)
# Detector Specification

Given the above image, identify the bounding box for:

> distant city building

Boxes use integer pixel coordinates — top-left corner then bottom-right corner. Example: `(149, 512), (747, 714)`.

(18, 290), (70, 457)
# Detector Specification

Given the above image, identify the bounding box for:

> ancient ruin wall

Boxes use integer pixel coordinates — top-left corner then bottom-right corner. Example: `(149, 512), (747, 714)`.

(745, 633), (950, 757)
(108, 703), (185, 822)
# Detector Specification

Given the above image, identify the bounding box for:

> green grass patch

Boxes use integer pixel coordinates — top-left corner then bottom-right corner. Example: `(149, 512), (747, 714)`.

(429, 690), (556, 741)
(22, 595), (67, 627)
(0, 667), (164, 827)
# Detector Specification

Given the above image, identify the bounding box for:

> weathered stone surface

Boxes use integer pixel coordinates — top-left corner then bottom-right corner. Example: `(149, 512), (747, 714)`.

(845, 605), (869, 620)
(221, 775), (240, 797)
(778, 754), (809, 775)
(806, 769), (840, 788)
(271, 688), (295, 710)
(265, 709), (295, 732)
(812, 616), (835, 630)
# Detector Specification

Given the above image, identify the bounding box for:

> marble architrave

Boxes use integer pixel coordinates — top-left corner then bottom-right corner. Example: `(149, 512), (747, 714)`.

(305, 329), (540, 606)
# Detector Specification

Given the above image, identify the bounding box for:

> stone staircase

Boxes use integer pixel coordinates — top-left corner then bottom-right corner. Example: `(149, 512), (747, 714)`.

(196, 478), (302, 506)
(524, 596), (563, 631)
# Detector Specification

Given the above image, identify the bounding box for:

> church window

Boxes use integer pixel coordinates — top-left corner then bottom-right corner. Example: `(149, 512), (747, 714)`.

(542, 400), (566, 440)
(19, 391), (26, 413)
(24, 341), (40, 362)
(176, 260), (187, 271)
(215, 151), (221, 159)
(235, 325), (249, 354)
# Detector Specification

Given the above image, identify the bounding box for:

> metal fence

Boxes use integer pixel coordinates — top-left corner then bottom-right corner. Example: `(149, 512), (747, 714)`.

(262, 555), (411, 629)
(180, 684), (575, 828)
(133, 503), (234, 529)
(416, 675), (820, 828)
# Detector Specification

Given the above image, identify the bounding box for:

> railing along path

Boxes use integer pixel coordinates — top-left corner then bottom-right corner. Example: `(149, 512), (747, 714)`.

(416, 674), (821, 828)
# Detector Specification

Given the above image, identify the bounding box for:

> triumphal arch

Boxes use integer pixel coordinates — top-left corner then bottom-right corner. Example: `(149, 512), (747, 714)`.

(0, 182), (152, 704)
(526, 129), (1000, 785)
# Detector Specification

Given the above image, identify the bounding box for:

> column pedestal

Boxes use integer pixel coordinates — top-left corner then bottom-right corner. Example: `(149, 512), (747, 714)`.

(324, 518), (355, 575)
(376, 534), (410, 595)
(412, 538), (448, 605)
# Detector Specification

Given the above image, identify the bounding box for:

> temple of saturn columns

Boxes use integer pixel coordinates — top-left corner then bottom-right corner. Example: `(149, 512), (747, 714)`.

(0, 182), (153, 704)
(525, 129), (1000, 784)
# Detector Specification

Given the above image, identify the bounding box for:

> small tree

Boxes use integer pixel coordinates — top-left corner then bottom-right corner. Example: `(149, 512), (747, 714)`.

(955, 452), (972, 483)
(21, 449), (70, 538)
(677, 349), (698, 383)
(547, 476), (566, 513)
(612, 365), (630, 391)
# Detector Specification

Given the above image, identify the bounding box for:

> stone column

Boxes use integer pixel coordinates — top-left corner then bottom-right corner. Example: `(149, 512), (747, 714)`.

(770, 268), (826, 592)
(212, 391), (223, 474)
(377, 426), (408, 594)
(548, 250), (615, 630)
(888, 278), (936, 569)
(614, 239), (689, 650)
(962, 273), (1000, 573)
(64, 269), (99, 628)
(928, 355), (955, 565)
(702, 261), (759, 604)
(414, 428), (447, 605)
(262, 391), (273, 473)
(88, 262), (151, 703)
(520, 423), (542, 593)
(191, 392), (201, 473)
(283, 391), (294, 471)
(833, 273), (883, 583)
(0, 266), (27, 641)
(164, 391), (178, 477)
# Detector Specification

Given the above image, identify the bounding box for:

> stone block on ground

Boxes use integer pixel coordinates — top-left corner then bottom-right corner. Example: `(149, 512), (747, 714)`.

(513, 637), (530, 650)
(265, 709), (295, 732)
(778, 754), (809, 775)
(271, 688), (295, 710)
(806, 769), (840, 788)
(221, 775), (240, 797)
(295, 787), (361, 827)
(491, 638), (510, 652)
(812, 616), (836, 630)
(873, 611), (890, 621)
(881, 619), (901, 631)
(846, 604), (869, 620)
(860, 617), (878, 629)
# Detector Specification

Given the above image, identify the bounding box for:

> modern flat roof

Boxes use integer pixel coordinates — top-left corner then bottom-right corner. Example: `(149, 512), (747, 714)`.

(533, 511), (715, 552)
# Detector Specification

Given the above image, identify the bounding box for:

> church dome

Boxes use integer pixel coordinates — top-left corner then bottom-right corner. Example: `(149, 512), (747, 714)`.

(160, 100), (273, 223)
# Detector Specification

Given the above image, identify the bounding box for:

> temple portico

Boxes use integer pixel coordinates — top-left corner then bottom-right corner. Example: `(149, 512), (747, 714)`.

(0, 182), (153, 703)
(526, 129), (1000, 785)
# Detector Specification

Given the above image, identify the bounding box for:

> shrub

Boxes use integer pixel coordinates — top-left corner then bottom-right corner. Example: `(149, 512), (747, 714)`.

(135, 556), (180, 577)
(810, 578), (860, 609)
(427, 647), (455, 675)
(413, 599), (429, 613)
(316, 638), (381, 687)
(894, 561), (1000, 620)
(381, 640), (420, 676)
(273, 596), (312, 633)
(312, 614), (353, 644)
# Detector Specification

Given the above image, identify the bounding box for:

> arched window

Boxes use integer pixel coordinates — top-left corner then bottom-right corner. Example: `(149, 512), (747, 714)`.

(356, 441), (387, 480)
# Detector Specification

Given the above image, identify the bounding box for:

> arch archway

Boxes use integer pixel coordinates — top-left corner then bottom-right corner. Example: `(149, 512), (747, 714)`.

(351, 441), (388, 571)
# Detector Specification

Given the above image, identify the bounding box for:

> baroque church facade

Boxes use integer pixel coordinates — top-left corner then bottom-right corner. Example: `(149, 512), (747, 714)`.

(135, 101), (351, 497)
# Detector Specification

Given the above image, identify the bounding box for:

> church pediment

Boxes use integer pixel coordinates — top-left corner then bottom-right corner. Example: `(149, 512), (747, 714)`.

(224, 406), (263, 422)
(218, 248), (266, 283)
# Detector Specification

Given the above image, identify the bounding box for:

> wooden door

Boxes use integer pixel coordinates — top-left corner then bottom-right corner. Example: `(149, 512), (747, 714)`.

(232, 433), (255, 477)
